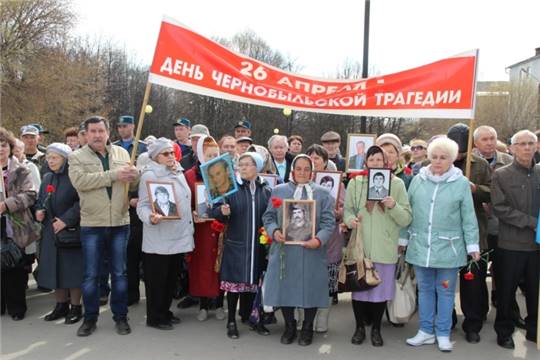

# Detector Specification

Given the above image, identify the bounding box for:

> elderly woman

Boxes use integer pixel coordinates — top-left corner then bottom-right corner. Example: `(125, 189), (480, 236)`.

(343, 145), (412, 347)
(184, 135), (225, 321)
(376, 133), (412, 188)
(262, 154), (335, 346)
(403, 137), (480, 352)
(306, 144), (345, 333)
(137, 138), (194, 330)
(268, 135), (292, 182)
(211, 152), (272, 339)
(35, 143), (83, 324)
(0, 127), (38, 321)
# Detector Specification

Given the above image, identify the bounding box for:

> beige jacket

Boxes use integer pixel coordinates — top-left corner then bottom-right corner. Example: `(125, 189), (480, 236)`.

(68, 144), (137, 227)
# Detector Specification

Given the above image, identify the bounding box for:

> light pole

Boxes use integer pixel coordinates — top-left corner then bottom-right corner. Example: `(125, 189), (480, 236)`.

(360, 0), (370, 133)
(283, 107), (293, 137)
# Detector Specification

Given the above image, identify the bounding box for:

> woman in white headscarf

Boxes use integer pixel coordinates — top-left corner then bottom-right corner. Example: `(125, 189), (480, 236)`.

(184, 135), (225, 322)
(262, 154), (336, 346)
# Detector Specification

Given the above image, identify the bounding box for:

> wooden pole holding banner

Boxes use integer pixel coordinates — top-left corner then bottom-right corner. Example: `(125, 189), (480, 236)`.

(124, 82), (152, 206)
(464, 118), (475, 178)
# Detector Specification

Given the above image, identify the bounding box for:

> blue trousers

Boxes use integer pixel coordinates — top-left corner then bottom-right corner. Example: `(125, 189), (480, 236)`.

(414, 266), (459, 337)
(81, 226), (129, 321)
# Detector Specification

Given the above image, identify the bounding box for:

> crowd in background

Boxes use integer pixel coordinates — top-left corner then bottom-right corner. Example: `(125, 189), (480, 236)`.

(1, 115), (539, 352)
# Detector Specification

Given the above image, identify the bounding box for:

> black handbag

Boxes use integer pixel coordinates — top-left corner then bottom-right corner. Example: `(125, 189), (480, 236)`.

(1, 237), (24, 270)
(55, 226), (81, 248)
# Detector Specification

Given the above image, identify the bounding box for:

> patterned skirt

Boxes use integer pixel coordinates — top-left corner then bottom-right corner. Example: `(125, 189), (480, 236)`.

(220, 281), (258, 293)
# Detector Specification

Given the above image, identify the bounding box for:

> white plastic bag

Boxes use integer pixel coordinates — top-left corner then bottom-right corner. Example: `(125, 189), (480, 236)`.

(387, 255), (417, 324)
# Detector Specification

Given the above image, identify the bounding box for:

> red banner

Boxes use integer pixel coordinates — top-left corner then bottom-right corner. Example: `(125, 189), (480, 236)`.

(149, 17), (478, 119)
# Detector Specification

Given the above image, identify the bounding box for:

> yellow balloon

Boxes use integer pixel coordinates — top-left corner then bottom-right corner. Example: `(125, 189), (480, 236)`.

(145, 105), (153, 114)
(282, 107), (292, 116)
(273, 128), (280, 134)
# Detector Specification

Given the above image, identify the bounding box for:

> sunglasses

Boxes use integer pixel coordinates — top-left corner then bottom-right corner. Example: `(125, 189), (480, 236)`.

(411, 145), (425, 151)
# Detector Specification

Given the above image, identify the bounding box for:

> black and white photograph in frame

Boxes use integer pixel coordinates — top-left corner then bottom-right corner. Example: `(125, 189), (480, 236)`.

(345, 133), (376, 172)
(146, 180), (181, 220)
(258, 173), (278, 189)
(195, 182), (213, 221)
(367, 168), (392, 201)
(282, 199), (316, 245)
(314, 170), (342, 208)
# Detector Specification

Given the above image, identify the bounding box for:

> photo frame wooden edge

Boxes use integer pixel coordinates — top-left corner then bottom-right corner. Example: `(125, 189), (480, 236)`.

(282, 199), (317, 245)
(345, 133), (377, 173)
(145, 180), (182, 220)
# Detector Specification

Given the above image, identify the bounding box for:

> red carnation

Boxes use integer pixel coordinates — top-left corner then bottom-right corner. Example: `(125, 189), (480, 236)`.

(348, 170), (368, 179)
(464, 271), (475, 281)
(271, 197), (283, 208)
(441, 280), (449, 289)
(404, 167), (412, 176)
(46, 185), (55, 193)
(210, 220), (225, 233)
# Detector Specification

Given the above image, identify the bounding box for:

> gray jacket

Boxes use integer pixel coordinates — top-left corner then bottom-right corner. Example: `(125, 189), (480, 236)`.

(137, 161), (194, 254)
(491, 160), (540, 251)
(262, 182), (336, 308)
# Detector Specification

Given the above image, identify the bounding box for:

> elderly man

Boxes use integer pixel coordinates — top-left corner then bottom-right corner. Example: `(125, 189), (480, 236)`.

(20, 125), (45, 167)
(446, 123), (492, 344)
(69, 116), (139, 337)
(491, 130), (540, 349)
(320, 131), (346, 172)
(268, 135), (291, 182)
(473, 126), (519, 307)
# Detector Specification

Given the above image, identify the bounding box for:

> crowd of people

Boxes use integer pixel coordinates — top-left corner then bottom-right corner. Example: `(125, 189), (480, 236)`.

(0, 115), (538, 353)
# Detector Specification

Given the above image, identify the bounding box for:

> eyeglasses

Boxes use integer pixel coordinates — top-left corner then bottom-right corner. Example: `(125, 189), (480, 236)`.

(514, 141), (536, 147)
(411, 146), (425, 151)
(159, 151), (175, 157)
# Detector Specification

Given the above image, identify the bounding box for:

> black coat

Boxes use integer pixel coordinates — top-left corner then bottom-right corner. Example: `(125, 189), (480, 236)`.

(211, 177), (272, 285)
(36, 164), (83, 289)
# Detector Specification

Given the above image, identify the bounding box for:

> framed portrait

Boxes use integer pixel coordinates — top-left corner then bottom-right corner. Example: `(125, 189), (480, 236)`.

(367, 168), (392, 201)
(345, 133), (376, 172)
(282, 199), (316, 245)
(145, 180), (181, 220)
(314, 170), (342, 208)
(194, 182), (214, 221)
(200, 153), (238, 204)
(258, 173), (279, 189)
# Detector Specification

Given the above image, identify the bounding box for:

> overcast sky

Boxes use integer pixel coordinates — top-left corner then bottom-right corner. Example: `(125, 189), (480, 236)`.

(72, 0), (539, 81)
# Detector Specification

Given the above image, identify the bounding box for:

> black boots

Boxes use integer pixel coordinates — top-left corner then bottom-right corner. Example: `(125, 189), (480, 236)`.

(44, 302), (69, 321)
(371, 328), (384, 347)
(226, 322), (239, 339)
(65, 304), (83, 324)
(280, 320), (297, 344)
(351, 325), (366, 345)
(298, 321), (314, 346)
(77, 320), (97, 337)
